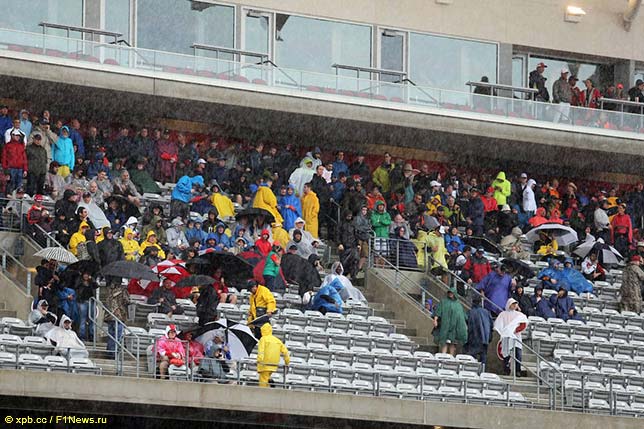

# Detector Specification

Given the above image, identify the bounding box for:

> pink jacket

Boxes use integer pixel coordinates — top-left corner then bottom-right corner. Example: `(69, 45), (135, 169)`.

(156, 336), (185, 358)
(187, 340), (204, 365)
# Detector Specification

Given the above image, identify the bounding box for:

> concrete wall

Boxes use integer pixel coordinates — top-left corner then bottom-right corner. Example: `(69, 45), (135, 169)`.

(0, 273), (32, 320)
(227, 0), (644, 64)
(0, 370), (641, 428)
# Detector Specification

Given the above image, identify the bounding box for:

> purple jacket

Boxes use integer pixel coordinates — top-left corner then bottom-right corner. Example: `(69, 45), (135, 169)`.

(477, 271), (512, 315)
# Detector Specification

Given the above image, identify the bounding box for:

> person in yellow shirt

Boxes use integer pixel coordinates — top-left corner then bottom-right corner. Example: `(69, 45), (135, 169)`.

(425, 225), (449, 283)
(301, 182), (320, 238)
(138, 230), (166, 260)
(120, 228), (140, 261)
(256, 323), (289, 387)
(210, 181), (235, 220)
(253, 179), (283, 225)
(68, 221), (90, 256)
(271, 222), (290, 249)
(247, 280), (276, 338)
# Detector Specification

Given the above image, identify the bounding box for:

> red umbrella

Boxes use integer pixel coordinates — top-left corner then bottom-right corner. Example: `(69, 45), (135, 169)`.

(159, 265), (192, 299)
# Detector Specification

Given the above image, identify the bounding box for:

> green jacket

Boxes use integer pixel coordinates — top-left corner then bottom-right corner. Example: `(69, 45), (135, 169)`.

(370, 207), (392, 238)
(263, 251), (280, 277)
(434, 288), (468, 346)
(130, 168), (162, 194)
(492, 171), (511, 206)
(372, 164), (394, 194)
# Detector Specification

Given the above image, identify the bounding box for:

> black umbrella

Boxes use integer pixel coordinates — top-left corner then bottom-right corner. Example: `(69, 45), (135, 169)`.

(463, 236), (503, 255)
(101, 260), (159, 281)
(234, 207), (275, 224)
(197, 251), (254, 288)
(501, 258), (535, 279)
(176, 275), (216, 288)
(193, 319), (258, 360)
(281, 253), (321, 296)
(67, 260), (100, 275)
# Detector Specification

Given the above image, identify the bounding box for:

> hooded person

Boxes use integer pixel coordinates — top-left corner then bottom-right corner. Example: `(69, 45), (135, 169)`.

(254, 229), (273, 256)
(465, 294), (493, 365)
(155, 324), (185, 378)
(560, 257), (593, 294)
(141, 215), (167, 245)
(322, 261), (367, 303)
(549, 286), (582, 321)
(209, 181), (235, 220)
(492, 171), (511, 208)
(97, 226), (124, 267)
(288, 217), (314, 243)
(289, 158), (315, 196)
(185, 217), (208, 245)
(477, 262), (514, 316)
(211, 222), (232, 251)
(256, 323), (290, 387)
(29, 299), (58, 337)
(310, 279), (343, 315)
(528, 207), (549, 228)
(494, 298), (529, 376)
(536, 259), (567, 290)
(253, 181), (284, 224)
(45, 314), (88, 359)
(511, 284), (534, 317)
(166, 217), (188, 254)
(78, 193), (111, 230)
(120, 227), (140, 261)
(52, 125), (75, 177)
(530, 285), (556, 319)
(301, 182), (320, 239)
(286, 229), (315, 259)
(139, 230), (166, 260)
(500, 226), (529, 259)
(278, 184), (302, 231)
(271, 222), (290, 251)
(247, 280), (277, 336)
(432, 287), (468, 356)
(68, 221), (90, 256)
(170, 175), (204, 219)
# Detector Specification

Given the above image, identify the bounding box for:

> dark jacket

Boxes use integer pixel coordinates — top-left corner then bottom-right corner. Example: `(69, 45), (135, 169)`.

(26, 143), (48, 176)
(74, 276), (99, 303)
(338, 218), (358, 249)
(148, 287), (181, 314)
(512, 289), (535, 317)
(98, 232), (124, 267)
(281, 253), (321, 296)
(196, 285), (218, 325)
(467, 197), (485, 227)
(466, 303), (493, 352)
(529, 69), (549, 102)
(531, 292), (556, 319)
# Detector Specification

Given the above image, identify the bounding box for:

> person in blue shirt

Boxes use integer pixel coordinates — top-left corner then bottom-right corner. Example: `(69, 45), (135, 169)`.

(0, 105), (12, 138)
(68, 119), (85, 159)
(278, 184), (302, 232)
(330, 173), (346, 203)
(19, 109), (32, 137)
(476, 262), (514, 316)
(170, 175), (204, 219)
(331, 151), (349, 179)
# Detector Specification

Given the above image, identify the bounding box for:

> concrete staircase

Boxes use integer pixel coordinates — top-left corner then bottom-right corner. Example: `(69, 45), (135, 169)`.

(0, 301), (17, 318)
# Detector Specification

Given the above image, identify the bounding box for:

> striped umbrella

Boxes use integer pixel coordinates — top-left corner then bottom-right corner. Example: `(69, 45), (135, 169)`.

(34, 247), (78, 264)
(194, 319), (257, 360)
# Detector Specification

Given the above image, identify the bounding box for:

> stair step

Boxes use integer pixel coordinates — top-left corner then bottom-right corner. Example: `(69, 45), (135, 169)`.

(407, 336), (429, 346)
(0, 309), (17, 318)
(373, 309), (396, 319)
(388, 319), (407, 328)
(368, 302), (386, 311)
(0, 301), (6, 310)
(396, 327), (417, 337)
(417, 344), (438, 353)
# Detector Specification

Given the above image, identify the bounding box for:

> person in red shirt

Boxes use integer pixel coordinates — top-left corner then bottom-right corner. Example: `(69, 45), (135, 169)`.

(611, 203), (632, 256)
(2, 130), (28, 194)
(26, 194), (45, 225)
(462, 248), (491, 284)
(579, 79), (602, 109)
(481, 186), (498, 213)
(212, 267), (237, 304)
(254, 229), (272, 256)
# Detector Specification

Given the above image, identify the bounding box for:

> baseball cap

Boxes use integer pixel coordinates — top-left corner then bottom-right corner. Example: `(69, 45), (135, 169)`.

(476, 247), (485, 253)
(637, 79), (644, 86)
(560, 67), (569, 74)
(537, 62), (547, 68)
(569, 75), (579, 81)
(197, 158), (206, 165)
(430, 180), (441, 187)
(10, 129), (22, 136)
(34, 194), (44, 202)
(617, 83), (624, 89)
(520, 173), (527, 178)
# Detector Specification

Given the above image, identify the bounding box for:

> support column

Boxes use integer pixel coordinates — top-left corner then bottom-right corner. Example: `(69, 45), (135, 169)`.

(498, 43), (513, 85)
(614, 59), (635, 88)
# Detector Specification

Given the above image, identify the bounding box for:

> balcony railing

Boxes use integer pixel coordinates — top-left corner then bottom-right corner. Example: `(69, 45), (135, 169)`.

(3, 28), (644, 139)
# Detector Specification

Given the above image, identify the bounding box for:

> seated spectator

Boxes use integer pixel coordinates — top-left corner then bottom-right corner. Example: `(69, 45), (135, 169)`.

(45, 162), (65, 199)
(511, 285), (534, 316)
(166, 218), (188, 255)
(322, 261), (367, 303)
(531, 285), (556, 319)
(141, 216), (167, 245)
(549, 286), (582, 321)
(95, 170), (113, 199)
(202, 209), (219, 234)
(286, 229), (314, 259)
(112, 168), (141, 208)
(500, 227), (529, 259)
(185, 218), (208, 245)
(213, 273), (237, 304)
(528, 207), (549, 228)
(155, 324), (185, 379)
(130, 157), (161, 194)
(200, 332), (231, 380)
(581, 252), (605, 281)
(560, 258), (593, 294)
(139, 231), (166, 260)
(148, 278), (183, 316)
(120, 228), (140, 261)
(533, 231), (558, 257)
(309, 280), (343, 315)
(68, 167), (90, 194)
(209, 182), (235, 220)
(68, 221), (90, 256)
(78, 191), (110, 231)
(45, 315), (89, 359)
(181, 331), (204, 368)
(28, 299), (57, 337)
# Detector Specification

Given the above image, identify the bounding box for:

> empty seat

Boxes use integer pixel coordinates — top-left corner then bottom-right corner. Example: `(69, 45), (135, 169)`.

(18, 353), (46, 370)
(43, 355), (68, 371)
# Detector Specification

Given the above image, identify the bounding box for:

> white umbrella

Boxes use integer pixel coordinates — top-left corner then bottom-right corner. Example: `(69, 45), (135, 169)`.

(34, 247), (78, 264)
(525, 224), (579, 247)
(195, 319), (257, 361)
(573, 238), (623, 265)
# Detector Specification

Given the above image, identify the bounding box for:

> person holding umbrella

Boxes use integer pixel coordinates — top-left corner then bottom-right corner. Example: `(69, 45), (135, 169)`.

(256, 323), (290, 388)
(148, 278), (183, 316)
(247, 280), (276, 338)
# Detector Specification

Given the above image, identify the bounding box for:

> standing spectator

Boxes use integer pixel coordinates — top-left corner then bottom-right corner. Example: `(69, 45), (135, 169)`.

(349, 155), (371, 184)
(621, 255), (644, 313)
(579, 78), (601, 108)
(52, 126), (74, 178)
(372, 152), (395, 195)
(289, 158), (315, 197)
(552, 68), (572, 123)
(466, 295), (493, 367)
(0, 104), (12, 138)
(74, 272), (99, 341)
(301, 182), (320, 239)
(19, 109), (32, 137)
(462, 248), (491, 285)
(157, 129), (178, 183)
(256, 324), (290, 387)
(4, 117), (26, 144)
(249, 143), (264, 177)
(105, 278), (129, 356)
(2, 130), (28, 194)
(528, 62), (549, 102)
(68, 118), (85, 159)
(278, 184), (301, 231)
(628, 79), (644, 111)
(466, 188), (485, 236)
(426, 226), (449, 283)
(432, 287), (467, 356)
(522, 179), (537, 220)
(611, 203), (632, 256)
(569, 75), (581, 106)
(332, 151), (349, 179)
(494, 298), (528, 377)
(29, 119), (56, 163)
(170, 175), (204, 220)
(594, 199), (611, 242)
(630, 182), (644, 231)
(492, 171), (511, 209)
(26, 134), (48, 196)
(247, 280), (277, 338)
(477, 262), (515, 316)
(263, 243), (282, 290)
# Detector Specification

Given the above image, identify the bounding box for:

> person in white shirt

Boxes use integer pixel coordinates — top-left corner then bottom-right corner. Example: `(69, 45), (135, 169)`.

(4, 117), (27, 144)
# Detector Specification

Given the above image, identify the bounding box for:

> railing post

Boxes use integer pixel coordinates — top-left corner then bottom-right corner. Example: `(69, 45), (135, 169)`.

(2, 252), (6, 271)
(26, 271), (32, 297)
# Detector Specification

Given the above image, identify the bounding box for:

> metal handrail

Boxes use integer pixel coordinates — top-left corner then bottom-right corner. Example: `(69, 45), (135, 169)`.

(260, 59), (300, 87)
(39, 22), (122, 43)
(598, 97), (644, 114)
(400, 78), (439, 105)
(0, 242), (33, 296)
(31, 223), (67, 250)
(89, 297), (141, 377)
(192, 43), (268, 64)
(466, 81), (539, 98)
(332, 63), (407, 81)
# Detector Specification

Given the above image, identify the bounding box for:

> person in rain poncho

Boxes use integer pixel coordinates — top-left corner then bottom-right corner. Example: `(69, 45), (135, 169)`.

(120, 227), (140, 261)
(492, 172), (511, 209)
(432, 287), (468, 356)
(253, 179), (283, 224)
(533, 230), (558, 257)
(209, 181), (235, 220)
(278, 184), (302, 231)
(166, 218), (188, 255)
(52, 126), (74, 178)
(247, 280), (277, 338)
(560, 258), (593, 294)
(139, 230), (166, 260)
(155, 324), (185, 379)
(536, 259), (567, 290)
(170, 175), (204, 219)
(620, 255), (644, 313)
(477, 262), (514, 316)
(46, 315), (89, 359)
(494, 298), (528, 376)
(549, 286), (582, 321)
(289, 217), (314, 243)
(322, 261), (367, 303)
(256, 324), (290, 387)
(465, 295), (493, 366)
(78, 191), (110, 230)
(500, 227), (530, 260)
(301, 183), (320, 239)
(286, 229), (315, 259)
(29, 299), (57, 337)
(310, 280), (343, 315)
(289, 158), (315, 197)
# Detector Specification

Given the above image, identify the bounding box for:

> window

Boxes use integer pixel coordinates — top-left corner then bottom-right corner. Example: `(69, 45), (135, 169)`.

(275, 14), (371, 82)
(380, 30), (406, 82)
(528, 56), (600, 93)
(409, 33), (498, 92)
(136, 0), (234, 55)
(0, 0), (83, 35)
(105, 0), (130, 42)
